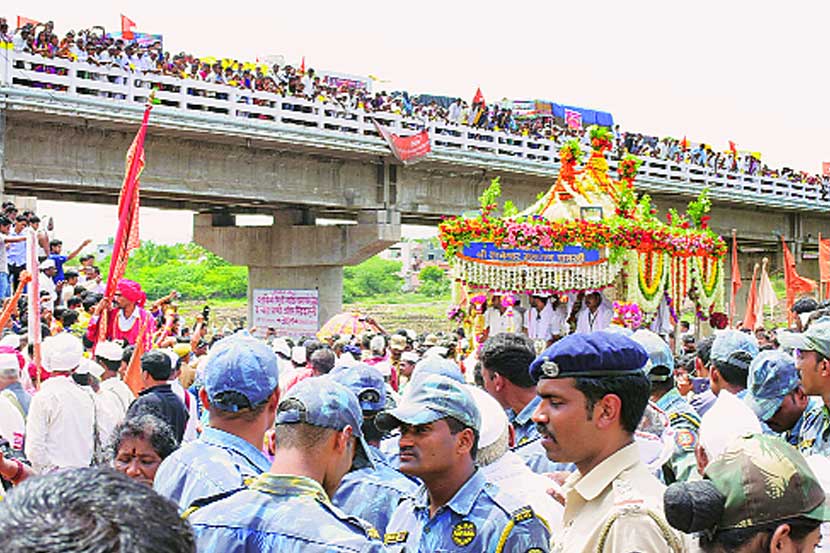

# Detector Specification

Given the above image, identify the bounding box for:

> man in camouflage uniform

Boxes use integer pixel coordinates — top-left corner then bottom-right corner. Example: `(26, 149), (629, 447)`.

(784, 318), (830, 456)
(632, 329), (700, 483)
(744, 349), (818, 447)
(188, 378), (386, 552)
(379, 374), (551, 552)
(330, 364), (418, 535)
(665, 433), (830, 551)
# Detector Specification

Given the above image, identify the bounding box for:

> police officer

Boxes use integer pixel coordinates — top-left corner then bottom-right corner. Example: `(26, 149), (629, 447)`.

(708, 330), (759, 399)
(154, 332), (279, 510)
(745, 349), (818, 447)
(783, 317), (830, 456)
(188, 378), (385, 552)
(379, 374), (551, 552)
(530, 331), (685, 553)
(632, 329), (700, 483)
(330, 364), (419, 535)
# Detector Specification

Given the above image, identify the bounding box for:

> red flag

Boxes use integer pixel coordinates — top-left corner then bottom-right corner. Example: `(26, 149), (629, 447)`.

(472, 87), (485, 107)
(373, 119), (431, 164)
(17, 16), (40, 28)
(820, 233), (830, 298)
(782, 235), (816, 324)
(728, 140), (737, 156)
(299, 56), (306, 75)
(121, 14), (137, 40)
(681, 136), (689, 151)
(742, 263), (759, 330)
(95, 98), (153, 347)
(730, 230), (742, 325)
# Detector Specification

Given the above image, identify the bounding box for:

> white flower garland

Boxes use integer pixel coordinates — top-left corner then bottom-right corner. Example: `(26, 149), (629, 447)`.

(451, 257), (622, 294)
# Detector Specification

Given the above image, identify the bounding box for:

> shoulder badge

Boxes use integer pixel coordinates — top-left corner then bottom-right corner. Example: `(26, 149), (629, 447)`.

(675, 429), (696, 450)
(384, 531), (409, 545)
(452, 520), (477, 546)
(511, 506), (535, 524)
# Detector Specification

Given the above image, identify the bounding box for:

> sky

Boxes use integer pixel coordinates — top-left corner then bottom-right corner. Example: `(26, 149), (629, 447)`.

(7, 0), (830, 248)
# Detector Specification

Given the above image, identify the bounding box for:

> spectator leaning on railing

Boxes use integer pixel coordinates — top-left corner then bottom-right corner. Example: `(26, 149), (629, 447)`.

(3, 16), (827, 187)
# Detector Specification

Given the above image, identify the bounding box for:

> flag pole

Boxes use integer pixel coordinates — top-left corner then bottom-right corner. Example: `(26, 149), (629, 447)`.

(820, 232), (824, 303)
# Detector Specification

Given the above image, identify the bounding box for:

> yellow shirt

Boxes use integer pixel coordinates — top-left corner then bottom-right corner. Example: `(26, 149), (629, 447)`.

(554, 442), (686, 553)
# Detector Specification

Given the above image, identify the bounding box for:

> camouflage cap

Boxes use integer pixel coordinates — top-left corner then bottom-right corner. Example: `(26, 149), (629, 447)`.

(375, 374), (480, 433)
(329, 363), (387, 412)
(779, 318), (830, 360)
(710, 330), (759, 365)
(704, 434), (830, 529)
(276, 378), (374, 471)
(744, 350), (800, 421)
(631, 329), (674, 382)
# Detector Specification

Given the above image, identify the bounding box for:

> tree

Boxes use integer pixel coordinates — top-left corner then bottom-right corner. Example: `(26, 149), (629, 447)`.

(343, 256), (404, 302)
(418, 265), (450, 298)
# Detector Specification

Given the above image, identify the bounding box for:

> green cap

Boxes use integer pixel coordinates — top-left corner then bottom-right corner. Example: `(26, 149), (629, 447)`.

(780, 318), (830, 359)
(704, 434), (830, 529)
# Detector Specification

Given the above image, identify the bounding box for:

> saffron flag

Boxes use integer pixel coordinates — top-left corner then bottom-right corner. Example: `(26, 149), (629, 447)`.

(121, 14), (137, 40)
(782, 236), (816, 324)
(16, 16), (40, 28)
(730, 231), (741, 325)
(742, 263), (759, 331)
(820, 234), (830, 298)
(96, 97), (153, 347)
(757, 257), (778, 326)
(299, 56), (306, 75)
(728, 140), (737, 156)
(373, 119), (431, 164)
(564, 109), (582, 130)
(124, 316), (150, 395)
(681, 136), (689, 150)
(472, 87), (485, 107)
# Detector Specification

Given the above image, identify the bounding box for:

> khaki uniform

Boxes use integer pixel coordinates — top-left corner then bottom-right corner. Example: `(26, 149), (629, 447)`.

(553, 442), (685, 553)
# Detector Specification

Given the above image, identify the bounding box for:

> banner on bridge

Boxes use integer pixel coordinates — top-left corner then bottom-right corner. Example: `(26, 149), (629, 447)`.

(252, 289), (319, 338)
(373, 120), (431, 164)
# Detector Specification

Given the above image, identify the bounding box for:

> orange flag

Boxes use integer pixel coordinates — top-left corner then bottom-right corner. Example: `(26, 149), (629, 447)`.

(472, 87), (485, 107)
(681, 136), (689, 150)
(742, 263), (759, 330)
(124, 317), (150, 395)
(16, 16), (40, 28)
(730, 230), (741, 325)
(121, 14), (137, 40)
(820, 233), (830, 299)
(782, 236), (816, 324)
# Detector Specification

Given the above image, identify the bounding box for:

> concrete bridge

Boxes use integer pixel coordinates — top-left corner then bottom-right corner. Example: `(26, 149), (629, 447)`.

(2, 50), (828, 323)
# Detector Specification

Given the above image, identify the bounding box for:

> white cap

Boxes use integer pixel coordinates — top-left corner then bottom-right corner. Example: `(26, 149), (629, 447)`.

(0, 353), (19, 378)
(0, 334), (20, 350)
(465, 385), (508, 449)
(95, 341), (123, 362)
(401, 351), (419, 363)
(291, 345), (307, 365)
(75, 358), (105, 379)
(424, 346), (448, 358)
(272, 337), (291, 358)
(370, 335), (386, 354)
(42, 333), (83, 372)
(40, 259), (56, 270)
(699, 390), (762, 461)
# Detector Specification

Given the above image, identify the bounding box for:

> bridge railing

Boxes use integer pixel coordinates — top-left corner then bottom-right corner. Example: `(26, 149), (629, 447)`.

(1, 49), (825, 210)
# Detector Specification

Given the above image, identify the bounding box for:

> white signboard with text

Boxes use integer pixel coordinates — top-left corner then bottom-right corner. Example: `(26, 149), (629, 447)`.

(252, 289), (319, 337)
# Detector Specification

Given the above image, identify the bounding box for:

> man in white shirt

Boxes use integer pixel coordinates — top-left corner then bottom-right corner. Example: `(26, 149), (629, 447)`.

(37, 260), (58, 311)
(574, 291), (614, 334)
(95, 341), (134, 420)
(485, 295), (515, 336)
(524, 294), (570, 349)
(25, 333), (99, 473)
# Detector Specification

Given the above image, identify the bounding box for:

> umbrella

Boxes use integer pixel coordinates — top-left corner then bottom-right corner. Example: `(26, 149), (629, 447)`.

(317, 312), (385, 340)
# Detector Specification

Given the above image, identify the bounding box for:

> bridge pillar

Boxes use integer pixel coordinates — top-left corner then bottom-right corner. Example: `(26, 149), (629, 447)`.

(194, 209), (401, 329)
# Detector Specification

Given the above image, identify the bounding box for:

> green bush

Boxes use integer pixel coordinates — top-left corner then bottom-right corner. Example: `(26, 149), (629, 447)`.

(418, 265), (450, 298)
(343, 256), (403, 302)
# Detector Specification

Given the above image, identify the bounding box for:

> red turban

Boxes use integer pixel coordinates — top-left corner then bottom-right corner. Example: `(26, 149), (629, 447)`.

(116, 279), (147, 307)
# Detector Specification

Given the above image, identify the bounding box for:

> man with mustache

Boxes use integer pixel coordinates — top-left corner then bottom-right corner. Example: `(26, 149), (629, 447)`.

(530, 331), (685, 553)
(379, 374), (551, 552)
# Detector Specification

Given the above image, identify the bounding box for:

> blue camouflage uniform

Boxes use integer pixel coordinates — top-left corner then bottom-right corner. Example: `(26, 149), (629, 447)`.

(788, 397), (820, 447)
(188, 376), (383, 553)
(190, 473), (386, 553)
(798, 402), (830, 456)
(513, 437), (576, 474)
(154, 426), (271, 510)
(384, 469), (551, 552)
(375, 374), (551, 552)
(508, 395), (541, 447)
(155, 331), (278, 509)
(632, 329), (700, 483)
(330, 365), (419, 535)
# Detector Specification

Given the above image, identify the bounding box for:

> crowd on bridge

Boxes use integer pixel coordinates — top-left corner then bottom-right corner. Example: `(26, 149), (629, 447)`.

(2, 16), (828, 195)
(0, 201), (829, 553)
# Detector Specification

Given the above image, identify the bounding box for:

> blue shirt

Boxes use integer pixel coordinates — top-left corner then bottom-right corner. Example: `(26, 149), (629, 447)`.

(513, 437), (575, 474)
(787, 398), (820, 447)
(333, 446), (419, 535)
(798, 401), (830, 456)
(190, 473), (385, 553)
(656, 387), (700, 483)
(6, 229), (26, 267)
(384, 469), (551, 552)
(48, 254), (68, 283)
(507, 395), (541, 447)
(154, 426), (271, 510)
